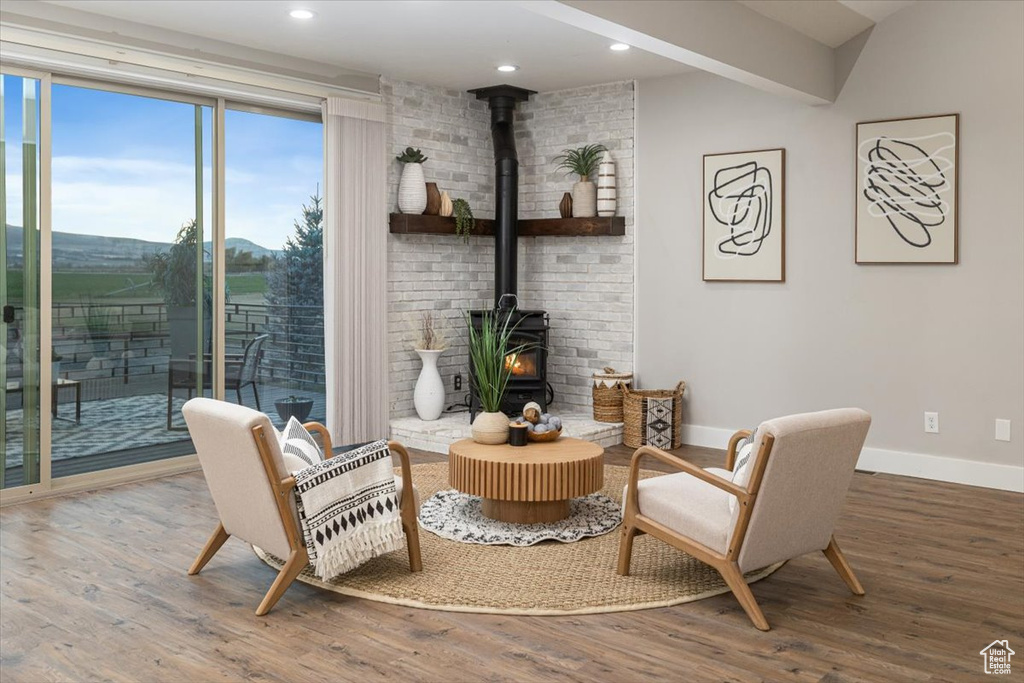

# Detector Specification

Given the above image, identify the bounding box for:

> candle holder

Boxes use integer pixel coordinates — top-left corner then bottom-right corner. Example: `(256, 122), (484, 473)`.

(508, 422), (529, 447)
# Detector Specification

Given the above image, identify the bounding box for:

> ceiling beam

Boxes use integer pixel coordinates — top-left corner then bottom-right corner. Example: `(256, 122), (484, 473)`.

(522, 0), (838, 105)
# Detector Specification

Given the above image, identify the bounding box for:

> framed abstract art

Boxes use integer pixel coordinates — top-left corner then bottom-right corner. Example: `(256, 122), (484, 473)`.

(856, 114), (959, 264)
(702, 148), (785, 282)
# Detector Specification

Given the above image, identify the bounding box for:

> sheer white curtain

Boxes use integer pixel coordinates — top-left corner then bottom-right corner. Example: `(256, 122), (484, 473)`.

(322, 97), (388, 444)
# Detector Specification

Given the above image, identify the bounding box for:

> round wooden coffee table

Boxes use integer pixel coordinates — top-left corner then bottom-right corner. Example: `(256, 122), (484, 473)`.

(448, 437), (604, 524)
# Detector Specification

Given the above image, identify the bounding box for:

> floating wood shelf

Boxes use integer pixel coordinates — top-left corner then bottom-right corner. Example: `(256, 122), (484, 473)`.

(389, 213), (625, 237)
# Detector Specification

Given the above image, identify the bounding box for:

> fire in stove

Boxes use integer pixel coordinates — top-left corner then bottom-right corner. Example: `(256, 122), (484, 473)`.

(504, 351), (537, 377)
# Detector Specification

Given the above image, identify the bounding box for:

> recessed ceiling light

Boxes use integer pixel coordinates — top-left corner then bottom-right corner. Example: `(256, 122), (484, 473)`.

(497, 64), (519, 73)
(610, 43), (631, 51)
(289, 9), (315, 19)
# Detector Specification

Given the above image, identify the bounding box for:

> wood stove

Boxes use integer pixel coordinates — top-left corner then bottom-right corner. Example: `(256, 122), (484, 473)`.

(465, 85), (551, 420)
(469, 309), (549, 418)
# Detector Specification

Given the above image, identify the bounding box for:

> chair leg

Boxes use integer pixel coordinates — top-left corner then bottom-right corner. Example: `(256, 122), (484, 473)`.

(252, 383), (261, 412)
(403, 517), (423, 573)
(256, 549), (307, 616)
(719, 562), (771, 631)
(167, 388), (173, 430)
(617, 525), (639, 576)
(188, 523), (230, 575)
(235, 387), (243, 406)
(822, 536), (865, 595)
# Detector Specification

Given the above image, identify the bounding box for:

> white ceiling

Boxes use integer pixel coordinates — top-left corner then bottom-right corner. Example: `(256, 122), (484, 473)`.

(38, 0), (689, 92)
(738, 0), (874, 48)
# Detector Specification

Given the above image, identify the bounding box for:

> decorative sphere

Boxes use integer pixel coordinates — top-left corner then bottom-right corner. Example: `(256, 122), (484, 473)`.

(534, 424), (548, 434)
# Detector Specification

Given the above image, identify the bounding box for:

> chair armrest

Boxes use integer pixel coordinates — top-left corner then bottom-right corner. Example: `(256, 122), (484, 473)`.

(387, 440), (416, 515)
(302, 421), (333, 456)
(726, 429), (753, 470)
(623, 446), (751, 524)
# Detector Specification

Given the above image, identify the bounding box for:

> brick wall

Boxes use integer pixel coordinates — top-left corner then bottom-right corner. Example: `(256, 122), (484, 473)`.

(386, 78), (634, 418)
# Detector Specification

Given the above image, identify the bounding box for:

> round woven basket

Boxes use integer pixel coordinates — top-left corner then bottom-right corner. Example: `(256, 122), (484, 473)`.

(623, 381), (685, 449)
(592, 367), (633, 423)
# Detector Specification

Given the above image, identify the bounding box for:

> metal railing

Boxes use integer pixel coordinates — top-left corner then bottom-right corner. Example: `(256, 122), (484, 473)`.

(8, 301), (325, 392)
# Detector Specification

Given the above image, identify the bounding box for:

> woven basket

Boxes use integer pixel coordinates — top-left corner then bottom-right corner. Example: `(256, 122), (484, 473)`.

(592, 367), (633, 423)
(622, 381), (685, 449)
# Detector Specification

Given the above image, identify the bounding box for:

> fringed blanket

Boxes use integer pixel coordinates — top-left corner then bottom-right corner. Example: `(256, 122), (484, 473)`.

(292, 440), (405, 580)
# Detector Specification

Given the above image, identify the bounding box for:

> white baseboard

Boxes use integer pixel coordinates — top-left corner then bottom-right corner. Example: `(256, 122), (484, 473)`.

(679, 423), (1024, 493)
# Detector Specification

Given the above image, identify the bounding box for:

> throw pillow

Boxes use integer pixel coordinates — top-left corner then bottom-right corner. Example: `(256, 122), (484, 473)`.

(278, 416), (325, 473)
(729, 428), (759, 514)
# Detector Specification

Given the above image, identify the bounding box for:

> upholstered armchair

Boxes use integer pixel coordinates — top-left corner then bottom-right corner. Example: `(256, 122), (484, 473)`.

(618, 408), (872, 630)
(182, 398), (422, 615)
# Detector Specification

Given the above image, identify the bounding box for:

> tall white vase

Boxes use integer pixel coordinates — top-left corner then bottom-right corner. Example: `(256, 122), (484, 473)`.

(398, 163), (427, 214)
(413, 349), (445, 421)
(597, 151), (617, 217)
(571, 179), (597, 217)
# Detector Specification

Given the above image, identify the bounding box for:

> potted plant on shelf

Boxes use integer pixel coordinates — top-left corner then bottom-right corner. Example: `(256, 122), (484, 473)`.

(554, 143), (607, 218)
(397, 147), (429, 214)
(452, 198), (474, 243)
(413, 311), (449, 421)
(274, 395), (314, 423)
(465, 310), (531, 445)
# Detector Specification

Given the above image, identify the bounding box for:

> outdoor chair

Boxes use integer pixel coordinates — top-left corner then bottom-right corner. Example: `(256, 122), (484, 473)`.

(166, 334), (267, 429)
(618, 408), (872, 630)
(182, 397), (423, 615)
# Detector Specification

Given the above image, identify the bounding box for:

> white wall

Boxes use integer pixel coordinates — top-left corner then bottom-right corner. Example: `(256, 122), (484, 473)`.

(636, 0), (1023, 488)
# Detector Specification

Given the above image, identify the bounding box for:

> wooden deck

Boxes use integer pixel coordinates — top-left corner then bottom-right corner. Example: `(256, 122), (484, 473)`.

(0, 443), (1021, 682)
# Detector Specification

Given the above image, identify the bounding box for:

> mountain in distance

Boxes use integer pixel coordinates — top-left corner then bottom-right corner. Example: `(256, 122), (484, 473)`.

(5, 225), (279, 270)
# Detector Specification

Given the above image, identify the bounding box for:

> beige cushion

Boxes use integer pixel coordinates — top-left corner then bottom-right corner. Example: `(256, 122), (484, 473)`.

(623, 466), (735, 555)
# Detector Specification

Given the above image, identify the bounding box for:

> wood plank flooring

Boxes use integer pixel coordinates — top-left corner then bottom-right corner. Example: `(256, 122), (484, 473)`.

(1, 444), (1021, 682)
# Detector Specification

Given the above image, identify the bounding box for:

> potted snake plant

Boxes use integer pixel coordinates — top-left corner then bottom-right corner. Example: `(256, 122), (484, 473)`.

(465, 310), (531, 444)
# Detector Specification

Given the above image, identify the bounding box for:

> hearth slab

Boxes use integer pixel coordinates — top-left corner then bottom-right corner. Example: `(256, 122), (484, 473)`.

(389, 412), (623, 454)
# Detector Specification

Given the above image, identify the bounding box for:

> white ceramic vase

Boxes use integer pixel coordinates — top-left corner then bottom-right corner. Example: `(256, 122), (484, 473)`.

(398, 163), (427, 214)
(597, 151), (617, 217)
(571, 178), (597, 217)
(472, 410), (510, 445)
(413, 349), (445, 421)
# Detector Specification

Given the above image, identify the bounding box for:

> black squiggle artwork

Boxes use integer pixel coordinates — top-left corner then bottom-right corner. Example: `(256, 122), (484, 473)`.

(707, 161), (773, 258)
(860, 134), (953, 248)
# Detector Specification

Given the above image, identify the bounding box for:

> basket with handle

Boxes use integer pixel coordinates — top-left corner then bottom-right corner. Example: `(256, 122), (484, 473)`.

(592, 367), (633, 423)
(622, 380), (685, 449)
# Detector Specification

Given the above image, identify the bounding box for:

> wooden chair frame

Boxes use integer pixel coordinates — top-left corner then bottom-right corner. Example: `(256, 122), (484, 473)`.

(188, 425), (423, 616)
(618, 430), (864, 631)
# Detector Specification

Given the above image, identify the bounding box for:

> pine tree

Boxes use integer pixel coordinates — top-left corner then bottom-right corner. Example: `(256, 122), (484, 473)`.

(265, 193), (324, 389)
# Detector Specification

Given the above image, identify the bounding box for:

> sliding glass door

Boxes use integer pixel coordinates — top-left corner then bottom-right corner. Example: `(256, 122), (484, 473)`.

(224, 107), (324, 426)
(1, 73), (42, 489)
(0, 70), (324, 498)
(47, 82), (213, 477)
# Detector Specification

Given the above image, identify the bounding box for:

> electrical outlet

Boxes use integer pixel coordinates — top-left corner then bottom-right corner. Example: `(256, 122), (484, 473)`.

(924, 412), (939, 434)
(453, 373), (462, 391)
(995, 419), (1011, 442)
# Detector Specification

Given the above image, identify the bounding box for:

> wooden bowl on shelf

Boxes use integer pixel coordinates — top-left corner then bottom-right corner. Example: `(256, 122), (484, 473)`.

(527, 427), (563, 443)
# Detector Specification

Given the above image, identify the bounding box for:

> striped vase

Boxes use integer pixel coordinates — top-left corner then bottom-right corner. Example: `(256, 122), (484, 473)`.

(597, 151), (616, 217)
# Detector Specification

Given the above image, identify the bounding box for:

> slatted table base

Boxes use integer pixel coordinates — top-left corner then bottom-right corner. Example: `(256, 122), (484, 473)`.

(449, 438), (605, 524)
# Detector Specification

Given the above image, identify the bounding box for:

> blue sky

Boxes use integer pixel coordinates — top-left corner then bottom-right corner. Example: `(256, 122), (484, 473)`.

(4, 76), (322, 251)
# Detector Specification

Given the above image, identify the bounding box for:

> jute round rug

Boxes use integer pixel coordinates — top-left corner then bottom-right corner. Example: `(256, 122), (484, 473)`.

(253, 462), (783, 615)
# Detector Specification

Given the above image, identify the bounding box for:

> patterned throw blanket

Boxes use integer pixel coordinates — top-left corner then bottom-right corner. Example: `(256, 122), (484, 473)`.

(292, 440), (405, 580)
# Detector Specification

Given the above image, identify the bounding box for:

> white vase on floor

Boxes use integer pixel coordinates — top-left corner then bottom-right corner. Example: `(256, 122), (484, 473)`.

(398, 163), (427, 214)
(413, 349), (445, 421)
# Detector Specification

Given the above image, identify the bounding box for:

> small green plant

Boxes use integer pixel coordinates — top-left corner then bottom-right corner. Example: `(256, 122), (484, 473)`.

(452, 198), (474, 243)
(554, 144), (607, 180)
(396, 147), (428, 164)
(465, 310), (532, 414)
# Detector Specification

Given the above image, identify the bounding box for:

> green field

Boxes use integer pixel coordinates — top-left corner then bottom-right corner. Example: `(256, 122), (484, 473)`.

(5, 271), (268, 302)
